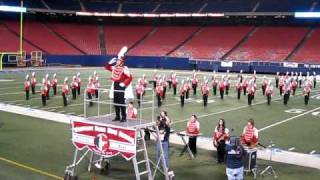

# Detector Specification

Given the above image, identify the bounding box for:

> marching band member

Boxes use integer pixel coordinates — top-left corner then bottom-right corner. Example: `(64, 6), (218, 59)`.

(185, 77), (191, 99)
(40, 78), (48, 106)
(303, 81), (312, 105)
(94, 77), (100, 98)
(298, 72), (303, 88)
(167, 71), (173, 89)
(180, 80), (186, 107)
(155, 80), (164, 107)
(219, 77), (225, 99)
(252, 70), (257, 83)
(105, 47), (133, 122)
(76, 72), (81, 95)
(265, 80), (273, 105)
(71, 76), (78, 100)
(283, 80), (291, 105)
(183, 115), (200, 156)
(225, 75), (231, 95)
(24, 74), (30, 100)
(275, 72), (280, 88)
(247, 80), (255, 106)
(191, 71), (198, 95)
(236, 78), (242, 100)
(238, 70), (243, 83)
(162, 75), (168, 99)
(261, 76), (267, 96)
(45, 74), (51, 100)
(141, 74), (148, 88)
(213, 118), (229, 163)
(241, 118), (258, 147)
(86, 76), (95, 107)
(151, 70), (158, 89)
(127, 101), (137, 119)
(313, 72), (317, 88)
(135, 78), (145, 107)
(279, 75), (284, 96)
(291, 79), (298, 96)
(211, 75), (218, 96)
(172, 72), (178, 95)
(62, 77), (69, 106)
(31, 72), (37, 95)
(242, 77), (248, 96)
(201, 80), (209, 107)
(52, 73), (58, 96)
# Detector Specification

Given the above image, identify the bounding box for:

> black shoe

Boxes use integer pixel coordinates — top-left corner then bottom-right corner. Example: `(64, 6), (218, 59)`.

(112, 118), (120, 121)
(120, 119), (126, 122)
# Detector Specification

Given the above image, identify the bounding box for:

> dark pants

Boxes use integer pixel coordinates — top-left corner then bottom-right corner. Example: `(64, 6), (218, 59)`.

(276, 79), (279, 88)
(77, 86), (80, 95)
(192, 84), (197, 95)
(72, 89), (77, 100)
(25, 90), (29, 100)
(262, 86), (266, 96)
(283, 93), (290, 105)
(32, 85), (35, 94)
(186, 90), (189, 99)
(63, 94), (68, 106)
(203, 94), (208, 106)
(267, 95), (271, 105)
(299, 80), (302, 88)
(144, 129), (150, 141)
(217, 140), (226, 163)
(137, 94), (141, 107)
(314, 81), (316, 88)
(95, 89), (98, 98)
(168, 81), (172, 89)
(226, 86), (229, 95)
(237, 89), (241, 99)
(163, 87), (166, 99)
(181, 136), (197, 156)
(248, 93), (254, 105)
(280, 86), (283, 96)
(220, 89), (224, 99)
(305, 95), (309, 105)
(47, 89), (50, 100)
(42, 94), (46, 106)
(173, 85), (177, 95)
(87, 92), (93, 106)
(292, 88), (296, 96)
(152, 81), (156, 89)
(114, 82), (126, 121)
(243, 88), (247, 95)
(53, 85), (57, 95)
(157, 94), (162, 107)
(213, 86), (217, 96)
(180, 95), (184, 107)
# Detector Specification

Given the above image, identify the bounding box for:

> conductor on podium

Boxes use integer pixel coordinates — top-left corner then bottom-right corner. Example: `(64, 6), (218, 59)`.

(105, 46), (133, 122)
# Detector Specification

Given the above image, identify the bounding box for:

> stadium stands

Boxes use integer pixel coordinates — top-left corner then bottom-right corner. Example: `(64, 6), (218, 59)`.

(129, 26), (198, 57)
(0, 24), (36, 53)
(47, 23), (100, 55)
(4, 21), (82, 55)
(226, 27), (308, 61)
(45, 0), (81, 11)
(256, 0), (314, 12)
(121, 2), (157, 13)
(104, 26), (153, 55)
(156, 2), (203, 13)
(203, 0), (257, 12)
(82, 1), (118, 12)
(292, 29), (320, 64)
(172, 26), (253, 59)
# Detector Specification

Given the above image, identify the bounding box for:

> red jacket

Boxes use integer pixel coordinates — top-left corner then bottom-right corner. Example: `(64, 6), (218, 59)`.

(105, 64), (132, 86)
(24, 81), (30, 91)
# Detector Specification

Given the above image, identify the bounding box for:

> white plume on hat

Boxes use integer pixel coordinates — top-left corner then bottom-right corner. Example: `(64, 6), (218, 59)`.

(53, 73), (56, 77)
(117, 46), (128, 59)
(42, 78), (45, 84)
(32, 72), (35, 76)
(77, 72), (80, 77)
(64, 77), (68, 82)
(25, 74), (29, 80)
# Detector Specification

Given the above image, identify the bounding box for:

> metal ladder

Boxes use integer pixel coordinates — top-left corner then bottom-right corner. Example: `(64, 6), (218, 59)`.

(132, 129), (153, 180)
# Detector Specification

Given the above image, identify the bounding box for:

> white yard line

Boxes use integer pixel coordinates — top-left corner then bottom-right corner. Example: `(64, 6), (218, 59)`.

(0, 92), (24, 96)
(41, 103), (83, 110)
(259, 106), (320, 132)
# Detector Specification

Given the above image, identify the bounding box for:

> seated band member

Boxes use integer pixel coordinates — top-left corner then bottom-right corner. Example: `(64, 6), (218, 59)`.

(240, 118), (258, 147)
(126, 102), (137, 119)
(180, 115), (200, 156)
(213, 118), (230, 163)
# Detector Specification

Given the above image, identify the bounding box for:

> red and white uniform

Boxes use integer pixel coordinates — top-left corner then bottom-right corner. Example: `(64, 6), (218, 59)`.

(52, 78), (58, 88)
(201, 84), (209, 95)
(261, 79), (267, 89)
(303, 85), (311, 96)
(219, 80), (225, 90)
(94, 80), (100, 90)
(179, 84), (186, 96)
(31, 77), (37, 87)
(266, 85), (273, 96)
(140, 77), (148, 87)
(247, 84), (256, 95)
(192, 77), (198, 86)
(242, 79), (248, 91)
(213, 126), (230, 146)
(105, 64), (133, 99)
(242, 126), (258, 145)
(187, 120), (200, 136)
(212, 78), (218, 88)
(127, 106), (138, 119)
(62, 82), (69, 96)
(282, 83), (292, 94)
(86, 81), (95, 95)
(71, 80), (79, 90)
(41, 84), (48, 96)
(172, 75), (178, 87)
(76, 76), (81, 88)
(24, 80), (30, 91)
(135, 83), (145, 96)
(155, 84), (163, 97)
(236, 81), (242, 91)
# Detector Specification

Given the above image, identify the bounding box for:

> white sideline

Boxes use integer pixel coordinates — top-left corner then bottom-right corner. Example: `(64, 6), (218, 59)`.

(0, 102), (319, 170)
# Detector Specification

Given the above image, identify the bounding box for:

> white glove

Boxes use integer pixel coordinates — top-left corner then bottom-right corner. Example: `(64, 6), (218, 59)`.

(120, 83), (125, 87)
(108, 57), (117, 65)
